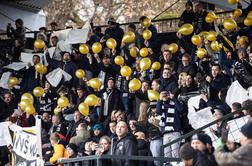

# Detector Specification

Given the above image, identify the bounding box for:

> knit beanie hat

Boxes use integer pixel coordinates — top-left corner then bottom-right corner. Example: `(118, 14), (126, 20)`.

(67, 143), (78, 153)
(191, 133), (212, 146)
(241, 121), (252, 139)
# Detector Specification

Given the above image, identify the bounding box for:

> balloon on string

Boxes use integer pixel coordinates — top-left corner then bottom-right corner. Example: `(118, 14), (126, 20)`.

(33, 86), (45, 97)
(178, 24), (194, 35)
(196, 48), (207, 59)
(206, 31), (217, 41)
(199, 31), (209, 37)
(128, 78), (142, 91)
(79, 44), (89, 54)
(34, 39), (45, 49)
(223, 18), (237, 31)
(143, 17), (151, 28)
(106, 38), (117, 49)
(57, 96), (69, 108)
(78, 102), (89, 116)
(92, 42), (102, 54)
(168, 43), (179, 53)
(19, 99), (30, 110)
(84, 94), (98, 106)
(151, 61), (161, 70)
(191, 35), (202, 46)
(114, 56), (124, 66)
(88, 78), (101, 89)
(139, 47), (149, 57)
(21, 93), (34, 104)
(148, 90), (160, 101)
(122, 31), (135, 43)
(238, 36), (249, 45)
(142, 29), (152, 40)
(25, 104), (35, 115)
(35, 63), (44, 73)
(120, 66), (132, 77)
(208, 11), (217, 19)
(129, 47), (139, 57)
(205, 15), (215, 24)
(8, 77), (19, 87)
(227, 0), (239, 5)
(210, 41), (220, 52)
(244, 17), (252, 26)
(40, 66), (47, 74)
(140, 57), (151, 71)
(233, 9), (242, 17)
(247, 11), (252, 19)
(75, 69), (86, 79)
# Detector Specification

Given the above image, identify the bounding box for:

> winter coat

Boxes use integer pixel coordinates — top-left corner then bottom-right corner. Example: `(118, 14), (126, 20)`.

(49, 144), (65, 164)
(136, 139), (154, 166)
(112, 133), (138, 166)
(159, 75), (178, 94)
(214, 143), (252, 166)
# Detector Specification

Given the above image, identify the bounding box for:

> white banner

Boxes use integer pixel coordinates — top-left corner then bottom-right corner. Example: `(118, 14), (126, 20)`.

(65, 28), (89, 44)
(10, 117), (43, 166)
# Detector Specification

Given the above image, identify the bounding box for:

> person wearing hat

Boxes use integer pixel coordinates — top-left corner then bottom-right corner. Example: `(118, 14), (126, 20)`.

(66, 143), (78, 158)
(179, 143), (213, 166)
(214, 121), (252, 166)
(179, 1), (196, 27)
(191, 133), (217, 166)
(91, 123), (104, 143)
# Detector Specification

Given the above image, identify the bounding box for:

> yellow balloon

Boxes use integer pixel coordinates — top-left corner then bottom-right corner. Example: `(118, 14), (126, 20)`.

(92, 42), (102, 54)
(79, 44), (89, 54)
(21, 93), (34, 104)
(244, 17), (252, 26)
(178, 23), (194, 35)
(191, 35), (202, 46)
(34, 39), (45, 49)
(33, 86), (44, 97)
(238, 36), (249, 45)
(25, 104), (35, 115)
(114, 56), (124, 65)
(122, 31), (135, 43)
(84, 94), (98, 106)
(88, 78), (101, 89)
(223, 18), (237, 31)
(210, 41), (220, 52)
(151, 61), (161, 70)
(208, 11), (217, 19)
(128, 78), (141, 91)
(40, 66), (47, 75)
(120, 66), (132, 77)
(106, 38), (117, 49)
(168, 43), (179, 54)
(139, 47), (149, 57)
(199, 31), (209, 37)
(19, 99), (30, 110)
(233, 9), (242, 17)
(148, 90), (160, 101)
(227, 0), (239, 5)
(140, 58), (151, 71)
(129, 47), (139, 57)
(205, 15), (215, 24)
(143, 17), (151, 28)
(206, 31), (217, 41)
(8, 77), (19, 86)
(196, 48), (207, 59)
(248, 11), (252, 19)
(142, 29), (152, 40)
(35, 63), (44, 73)
(57, 96), (69, 108)
(75, 69), (86, 79)
(78, 102), (89, 116)
(54, 107), (60, 115)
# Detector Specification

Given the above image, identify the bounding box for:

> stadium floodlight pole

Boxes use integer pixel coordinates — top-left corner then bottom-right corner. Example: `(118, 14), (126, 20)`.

(152, 0), (181, 20)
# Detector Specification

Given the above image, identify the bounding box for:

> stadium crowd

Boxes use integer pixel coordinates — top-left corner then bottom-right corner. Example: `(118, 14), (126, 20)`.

(1, 1), (252, 166)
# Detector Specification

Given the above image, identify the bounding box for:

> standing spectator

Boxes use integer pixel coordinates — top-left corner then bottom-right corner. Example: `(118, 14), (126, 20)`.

(69, 123), (91, 147)
(159, 68), (178, 94)
(156, 91), (185, 158)
(195, 2), (210, 33)
(0, 91), (18, 122)
(179, 1), (196, 27)
(49, 133), (66, 164)
(177, 53), (198, 77)
(112, 121), (137, 166)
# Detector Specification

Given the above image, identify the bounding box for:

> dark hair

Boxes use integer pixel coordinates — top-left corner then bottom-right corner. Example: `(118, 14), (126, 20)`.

(186, 1), (193, 8)
(39, 27), (47, 32)
(232, 102), (242, 111)
(211, 63), (222, 70)
(152, 79), (161, 85)
(50, 22), (58, 26)
(179, 143), (196, 160)
(139, 16), (147, 22)
(128, 24), (136, 31)
(33, 54), (41, 59)
(15, 19), (23, 26)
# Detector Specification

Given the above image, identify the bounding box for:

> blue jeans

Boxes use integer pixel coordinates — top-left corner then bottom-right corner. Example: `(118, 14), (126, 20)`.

(150, 137), (163, 166)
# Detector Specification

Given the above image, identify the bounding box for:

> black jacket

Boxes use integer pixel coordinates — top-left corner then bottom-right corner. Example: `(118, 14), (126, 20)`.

(112, 133), (138, 166)
(136, 139), (154, 166)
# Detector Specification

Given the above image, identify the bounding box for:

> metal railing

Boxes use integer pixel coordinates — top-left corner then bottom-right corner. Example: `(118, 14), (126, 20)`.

(44, 154), (181, 166)
(159, 101), (252, 165)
